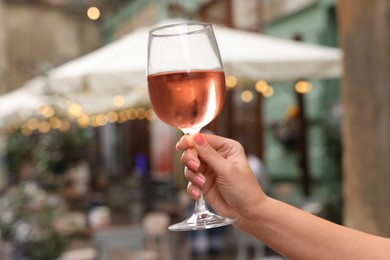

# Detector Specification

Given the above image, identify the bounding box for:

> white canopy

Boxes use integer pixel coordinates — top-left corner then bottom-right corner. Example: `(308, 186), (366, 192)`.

(0, 88), (44, 121)
(42, 19), (342, 93)
(0, 88), (56, 129)
(8, 19), (342, 119)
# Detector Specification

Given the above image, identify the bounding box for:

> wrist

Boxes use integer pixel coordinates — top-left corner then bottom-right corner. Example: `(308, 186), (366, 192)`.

(235, 195), (270, 231)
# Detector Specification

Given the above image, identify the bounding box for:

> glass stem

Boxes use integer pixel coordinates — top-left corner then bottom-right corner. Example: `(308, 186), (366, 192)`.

(185, 132), (209, 214)
(194, 192), (208, 213)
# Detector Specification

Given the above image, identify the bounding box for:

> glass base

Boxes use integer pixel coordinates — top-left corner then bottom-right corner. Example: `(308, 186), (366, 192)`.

(168, 210), (235, 231)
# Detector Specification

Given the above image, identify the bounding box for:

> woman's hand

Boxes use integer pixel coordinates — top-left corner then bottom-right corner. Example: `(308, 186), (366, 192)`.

(176, 133), (266, 225)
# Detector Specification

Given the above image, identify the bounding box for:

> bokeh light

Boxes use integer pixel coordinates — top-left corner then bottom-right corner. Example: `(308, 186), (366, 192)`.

(255, 80), (269, 93)
(226, 75), (238, 89)
(87, 7), (100, 20)
(295, 80), (312, 94)
(263, 86), (274, 97)
(113, 95), (125, 107)
(240, 90), (254, 103)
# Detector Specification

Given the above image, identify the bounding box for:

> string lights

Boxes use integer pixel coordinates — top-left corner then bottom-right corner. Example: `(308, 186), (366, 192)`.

(225, 75), (276, 101)
(1, 106), (155, 136)
(0, 77), (313, 136)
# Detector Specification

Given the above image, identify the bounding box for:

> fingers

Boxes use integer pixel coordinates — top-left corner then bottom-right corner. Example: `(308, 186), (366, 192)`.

(176, 133), (225, 151)
(176, 134), (194, 151)
(181, 148), (209, 176)
(181, 148), (200, 170)
(187, 182), (201, 200)
(185, 167), (205, 199)
(192, 133), (226, 173)
(178, 136), (209, 201)
(179, 133), (233, 178)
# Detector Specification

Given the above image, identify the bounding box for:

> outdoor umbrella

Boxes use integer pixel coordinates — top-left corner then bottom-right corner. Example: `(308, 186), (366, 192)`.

(18, 18), (342, 115)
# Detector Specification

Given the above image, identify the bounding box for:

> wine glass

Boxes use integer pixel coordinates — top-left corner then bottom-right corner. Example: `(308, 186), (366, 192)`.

(147, 21), (235, 231)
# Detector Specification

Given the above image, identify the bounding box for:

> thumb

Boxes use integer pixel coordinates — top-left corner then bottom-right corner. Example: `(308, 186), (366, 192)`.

(193, 133), (226, 172)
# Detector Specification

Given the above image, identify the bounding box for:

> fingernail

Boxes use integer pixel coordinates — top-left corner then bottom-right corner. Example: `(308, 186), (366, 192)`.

(193, 175), (205, 187)
(187, 160), (200, 172)
(191, 189), (200, 199)
(194, 133), (205, 146)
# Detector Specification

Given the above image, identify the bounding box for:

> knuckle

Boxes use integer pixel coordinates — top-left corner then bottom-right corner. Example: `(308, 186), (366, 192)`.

(201, 144), (215, 158)
(232, 139), (244, 150)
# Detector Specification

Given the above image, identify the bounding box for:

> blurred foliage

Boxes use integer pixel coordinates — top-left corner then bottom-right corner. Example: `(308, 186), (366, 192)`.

(0, 182), (85, 260)
(269, 105), (300, 152)
(5, 125), (92, 187)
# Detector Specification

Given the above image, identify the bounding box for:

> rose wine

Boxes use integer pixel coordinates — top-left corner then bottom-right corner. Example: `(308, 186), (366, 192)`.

(147, 70), (226, 133)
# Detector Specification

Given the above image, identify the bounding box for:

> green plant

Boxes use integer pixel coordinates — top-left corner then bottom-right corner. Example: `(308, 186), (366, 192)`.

(5, 125), (92, 187)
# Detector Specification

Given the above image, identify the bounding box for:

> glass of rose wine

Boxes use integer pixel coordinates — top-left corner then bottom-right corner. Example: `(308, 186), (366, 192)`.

(147, 22), (235, 231)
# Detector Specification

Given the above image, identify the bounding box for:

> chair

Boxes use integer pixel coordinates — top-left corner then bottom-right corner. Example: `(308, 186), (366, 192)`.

(94, 226), (156, 260)
(142, 211), (171, 260)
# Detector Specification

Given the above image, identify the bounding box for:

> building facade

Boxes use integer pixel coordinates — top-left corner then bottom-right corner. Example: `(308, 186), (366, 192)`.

(1, 0), (102, 92)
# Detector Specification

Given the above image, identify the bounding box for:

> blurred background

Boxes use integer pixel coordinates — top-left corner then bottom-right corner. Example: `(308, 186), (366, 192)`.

(0, 0), (389, 259)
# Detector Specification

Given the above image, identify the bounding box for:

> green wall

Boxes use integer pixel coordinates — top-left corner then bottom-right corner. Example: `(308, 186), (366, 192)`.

(263, 0), (341, 208)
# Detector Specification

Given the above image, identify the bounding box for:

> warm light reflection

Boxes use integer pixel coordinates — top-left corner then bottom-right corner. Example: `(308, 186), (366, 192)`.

(113, 95), (125, 107)
(226, 75), (238, 89)
(77, 115), (90, 128)
(255, 80), (269, 93)
(90, 116), (98, 127)
(241, 90), (254, 103)
(68, 103), (83, 117)
(49, 117), (61, 129)
(136, 108), (146, 119)
(95, 114), (108, 126)
(107, 111), (118, 123)
(38, 121), (51, 133)
(127, 108), (137, 119)
(295, 80), (312, 94)
(27, 118), (39, 130)
(87, 7), (100, 20)
(263, 86), (274, 97)
(38, 105), (55, 118)
(118, 111), (127, 122)
(146, 109), (156, 121)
